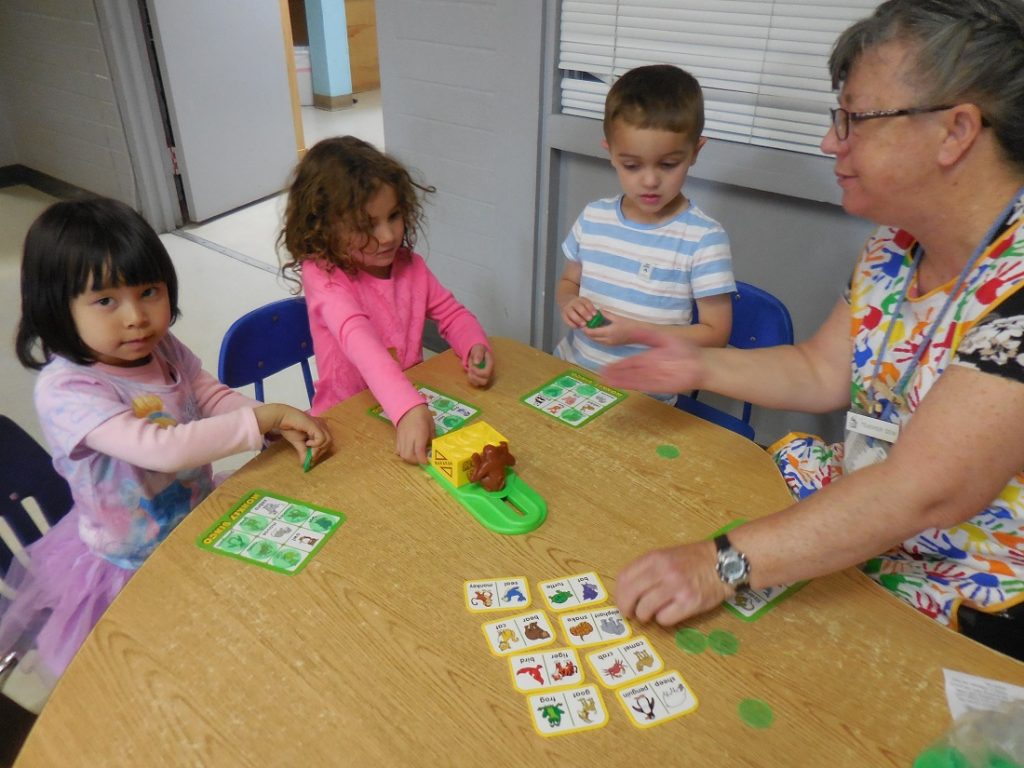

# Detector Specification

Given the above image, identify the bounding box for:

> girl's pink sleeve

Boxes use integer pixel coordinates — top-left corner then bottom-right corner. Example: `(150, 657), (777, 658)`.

(307, 266), (425, 424)
(84, 408), (264, 473)
(421, 263), (490, 367)
(191, 368), (262, 415)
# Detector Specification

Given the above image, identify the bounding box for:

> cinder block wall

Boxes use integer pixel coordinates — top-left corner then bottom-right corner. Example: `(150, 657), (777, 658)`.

(0, 0), (135, 202)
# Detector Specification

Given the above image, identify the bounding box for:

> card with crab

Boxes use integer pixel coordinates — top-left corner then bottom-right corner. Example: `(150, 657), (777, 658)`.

(463, 577), (531, 613)
(527, 685), (609, 737)
(536, 571), (608, 612)
(481, 610), (557, 657)
(585, 636), (664, 689)
(508, 647), (584, 693)
(615, 671), (699, 729)
(558, 606), (632, 648)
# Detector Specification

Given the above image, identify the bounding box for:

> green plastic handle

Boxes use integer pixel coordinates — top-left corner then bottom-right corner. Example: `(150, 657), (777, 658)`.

(424, 465), (547, 534)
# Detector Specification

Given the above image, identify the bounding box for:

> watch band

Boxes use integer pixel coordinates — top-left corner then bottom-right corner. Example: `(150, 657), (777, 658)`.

(714, 533), (751, 587)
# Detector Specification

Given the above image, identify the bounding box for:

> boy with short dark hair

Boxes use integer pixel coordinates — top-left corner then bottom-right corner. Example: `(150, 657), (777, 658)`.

(555, 64), (735, 403)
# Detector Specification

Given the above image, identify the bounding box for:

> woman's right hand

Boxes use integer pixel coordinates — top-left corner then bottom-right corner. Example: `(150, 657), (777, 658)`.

(602, 326), (706, 394)
(560, 296), (597, 329)
(254, 404), (333, 464)
(395, 403), (434, 464)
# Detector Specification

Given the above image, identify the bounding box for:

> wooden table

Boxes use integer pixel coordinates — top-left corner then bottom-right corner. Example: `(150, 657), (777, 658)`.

(16, 338), (1023, 766)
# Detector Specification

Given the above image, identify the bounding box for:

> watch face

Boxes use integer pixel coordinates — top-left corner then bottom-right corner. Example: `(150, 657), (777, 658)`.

(722, 558), (745, 581)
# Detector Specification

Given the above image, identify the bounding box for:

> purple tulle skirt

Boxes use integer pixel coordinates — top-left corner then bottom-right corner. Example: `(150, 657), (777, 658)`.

(0, 508), (135, 685)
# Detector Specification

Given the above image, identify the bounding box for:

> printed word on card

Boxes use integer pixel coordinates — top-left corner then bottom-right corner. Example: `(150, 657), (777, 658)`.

(616, 671), (699, 728)
(463, 577), (531, 613)
(537, 572), (607, 612)
(481, 610), (556, 657)
(528, 685), (609, 737)
(508, 648), (584, 693)
(558, 607), (632, 648)
(585, 636), (664, 689)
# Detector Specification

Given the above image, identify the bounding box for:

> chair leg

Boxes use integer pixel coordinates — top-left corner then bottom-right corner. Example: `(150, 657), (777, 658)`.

(0, 694), (36, 768)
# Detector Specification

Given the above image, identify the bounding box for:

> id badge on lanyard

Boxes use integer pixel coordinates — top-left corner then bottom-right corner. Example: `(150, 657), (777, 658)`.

(843, 409), (899, 473)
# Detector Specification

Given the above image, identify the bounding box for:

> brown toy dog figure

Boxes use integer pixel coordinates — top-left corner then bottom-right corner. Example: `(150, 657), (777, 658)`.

(469, 442), (516, 492)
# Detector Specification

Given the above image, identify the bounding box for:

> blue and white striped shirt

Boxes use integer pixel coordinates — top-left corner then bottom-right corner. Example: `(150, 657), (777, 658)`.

(555, 195), (735, 401)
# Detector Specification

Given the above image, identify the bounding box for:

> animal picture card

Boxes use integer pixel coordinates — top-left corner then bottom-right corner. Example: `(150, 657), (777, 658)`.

(369, 384), (480, 436)
(585, 636), (664, 689)
(464, 577), (531, 613)
(528, 685), (609, 737)
(520, 371), (626, 428)
(537, 572), (608, 612)
(508, 648), (584, 693)
(558, 607), (632, 648)
(481, 610), (557, 657)
(615, 671), (699, 729)
(196, 489), (345, 575)
(724, 582), (808, 621)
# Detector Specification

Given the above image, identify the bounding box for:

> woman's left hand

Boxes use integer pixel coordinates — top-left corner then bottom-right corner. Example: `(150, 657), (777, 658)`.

(616, 539), (732, 626)
(466, 344), (493, 387)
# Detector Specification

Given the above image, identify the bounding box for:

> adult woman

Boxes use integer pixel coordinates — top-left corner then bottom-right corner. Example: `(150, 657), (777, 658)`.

(605, 0), (1024, 660)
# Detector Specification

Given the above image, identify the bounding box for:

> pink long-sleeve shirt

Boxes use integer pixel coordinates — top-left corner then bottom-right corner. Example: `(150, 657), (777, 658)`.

(302, 249), (490, 421)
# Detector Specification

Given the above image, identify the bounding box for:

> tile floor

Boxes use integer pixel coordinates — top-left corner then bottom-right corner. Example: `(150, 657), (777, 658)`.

(0, 96), (384, 466)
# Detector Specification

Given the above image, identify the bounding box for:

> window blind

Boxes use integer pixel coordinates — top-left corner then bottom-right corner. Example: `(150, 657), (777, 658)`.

(559, 0), (880, 156)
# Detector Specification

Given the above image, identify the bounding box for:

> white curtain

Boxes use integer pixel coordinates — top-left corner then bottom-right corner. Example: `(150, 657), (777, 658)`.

(559, 0), (880, 156)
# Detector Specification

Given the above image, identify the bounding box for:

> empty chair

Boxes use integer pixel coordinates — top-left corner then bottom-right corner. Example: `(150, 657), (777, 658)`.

(218, 296), (316, 405)
(675, 281), (795, 441)
(0, 415), (73, 716)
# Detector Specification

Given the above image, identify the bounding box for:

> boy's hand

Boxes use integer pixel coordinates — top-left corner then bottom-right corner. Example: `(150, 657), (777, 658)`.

(466, 344), (493, 387)
(560, 296), (597, 329)
(396, 404), (434, 464)
(254, 404), (333, 464)
(582, 310), (638, 346)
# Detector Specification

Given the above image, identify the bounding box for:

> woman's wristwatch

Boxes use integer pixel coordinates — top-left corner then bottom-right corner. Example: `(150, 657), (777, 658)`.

(714, 534), (751, 588)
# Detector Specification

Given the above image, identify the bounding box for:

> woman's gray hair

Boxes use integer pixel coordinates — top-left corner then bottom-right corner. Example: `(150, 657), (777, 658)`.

(830, 0), (1024, 170)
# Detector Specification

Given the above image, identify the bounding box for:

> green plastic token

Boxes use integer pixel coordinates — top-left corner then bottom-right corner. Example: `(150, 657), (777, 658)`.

(708, 629), (740, 655)
(675, 627), (707, 654)
(656, 444), (681, 459)
(586, 310), (610, 328)
(738, 698), (774, 728)
(303, 447), (313, 473)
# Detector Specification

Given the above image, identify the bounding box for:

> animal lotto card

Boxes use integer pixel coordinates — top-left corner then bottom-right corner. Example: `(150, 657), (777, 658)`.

(464, 577), (531, 613)
(528, 685), (609, 737)
(369, 384), (479, 436)
(481, 610), (557, 657)
(520, 371), (625, 428)
(196, 489), (345, 575)
(724, 582), (808, 621)
(615, 671), (699, 728)
(585, 636), (664, 689)
(558, 607), (633, 648)
(508, 648), (584, 693)
(537, 572), (608, 612)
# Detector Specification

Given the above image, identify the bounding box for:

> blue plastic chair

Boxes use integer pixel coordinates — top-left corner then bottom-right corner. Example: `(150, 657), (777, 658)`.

(675, 281), (794, 441)
(218, 297), (316, 405)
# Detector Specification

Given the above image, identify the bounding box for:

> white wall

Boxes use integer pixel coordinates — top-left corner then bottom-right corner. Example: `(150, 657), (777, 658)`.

(376, 1), (543, 342)
(0, 0), (135, 203)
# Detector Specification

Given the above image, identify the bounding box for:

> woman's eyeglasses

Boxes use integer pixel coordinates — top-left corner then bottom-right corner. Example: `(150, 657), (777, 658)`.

(829, 105), (955, 140)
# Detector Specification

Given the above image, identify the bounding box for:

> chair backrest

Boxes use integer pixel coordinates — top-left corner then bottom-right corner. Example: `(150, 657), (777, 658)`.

(218, 297), (316, 405)
(676, 281), (794, 438)
(0, 416), (73, 580)
(729, 281), (795, 351)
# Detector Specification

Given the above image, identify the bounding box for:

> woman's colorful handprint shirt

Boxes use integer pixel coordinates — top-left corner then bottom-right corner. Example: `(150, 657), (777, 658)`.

(770, 196), (1024, 627)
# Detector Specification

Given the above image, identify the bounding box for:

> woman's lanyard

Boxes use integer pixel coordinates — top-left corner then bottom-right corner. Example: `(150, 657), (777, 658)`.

(865, 187), (1024, 423)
